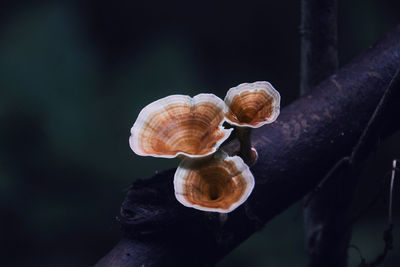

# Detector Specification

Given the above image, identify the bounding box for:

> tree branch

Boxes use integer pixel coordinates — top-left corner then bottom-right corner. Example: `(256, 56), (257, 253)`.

(96, 25), (400, 267)
(304, 66), (400, 267)
(299, 1), (342, 266)
(300, 0), (338, 95)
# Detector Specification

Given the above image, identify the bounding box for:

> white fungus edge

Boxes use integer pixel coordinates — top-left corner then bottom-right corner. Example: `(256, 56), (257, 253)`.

(223, 81), (281, 128)
(129, 94), (233, 158)
(173, 152), (255, 213)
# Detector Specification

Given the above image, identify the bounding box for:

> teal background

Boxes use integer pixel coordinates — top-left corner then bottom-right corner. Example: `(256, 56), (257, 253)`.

(0, 1), (399, 266)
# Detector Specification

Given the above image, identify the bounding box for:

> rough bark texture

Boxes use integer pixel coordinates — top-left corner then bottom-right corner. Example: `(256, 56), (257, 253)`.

(299, 1), (346, 266)
(304, 67), (400, 267)
(96, 25), (400, 267)
(300, 0), (338, 95)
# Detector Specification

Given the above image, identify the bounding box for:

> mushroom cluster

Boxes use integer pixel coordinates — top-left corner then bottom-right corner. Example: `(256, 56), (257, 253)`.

(129, 81), (280, 213)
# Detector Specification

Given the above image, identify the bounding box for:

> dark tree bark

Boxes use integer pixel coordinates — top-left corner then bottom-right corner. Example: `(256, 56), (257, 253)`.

(304, 66), (400, 267)
(299, 1), (347, 267)
(300, 0), (338, 95)
(96, 25), (400, 267)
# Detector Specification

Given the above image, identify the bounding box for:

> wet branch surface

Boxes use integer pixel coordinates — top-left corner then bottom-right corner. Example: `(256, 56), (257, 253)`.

(96, 25), (400, 267)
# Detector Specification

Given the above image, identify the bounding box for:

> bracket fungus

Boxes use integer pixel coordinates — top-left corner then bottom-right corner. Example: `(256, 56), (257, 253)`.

(224, 81), (280, 165)
(174, 151), (255, 213)
(129, 94), (233, 158)
(224, 81), (280, 128)
(128, 82), (279, 213)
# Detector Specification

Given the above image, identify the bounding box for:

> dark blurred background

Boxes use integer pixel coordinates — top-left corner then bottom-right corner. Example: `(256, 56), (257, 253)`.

(1, 0), (399, 266)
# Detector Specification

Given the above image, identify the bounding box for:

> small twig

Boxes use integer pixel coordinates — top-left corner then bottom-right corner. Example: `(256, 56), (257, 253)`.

(388, 159), (397, 227)
(350, 68), (400, 166)
(350, 189), (383, 226)
(368, 224), (393, 267)
(351, 159), (398, 267)
(304, 156), (350, 207)
(349, 244), (367, 267)
(309, 66), (400, 200)
(349, 168), (392, 225)
(367, 159), (398, 266)
(345, 68), (400, 266)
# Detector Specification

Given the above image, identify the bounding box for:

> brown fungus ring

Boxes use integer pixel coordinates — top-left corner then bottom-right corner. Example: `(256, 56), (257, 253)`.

(223, 81), (280, 165)
(174, 151), (255, 213)
(129, 94), (233, 158)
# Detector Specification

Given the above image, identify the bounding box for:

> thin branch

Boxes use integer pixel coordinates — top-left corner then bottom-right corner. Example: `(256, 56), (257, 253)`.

(366, 159), (397, 267)
(304, 156), (349, 207)
(349, 245), (367, 267)
(349, 188), (382, 225)
(350, 69), (400, 165)
(388, 159), (398, 227)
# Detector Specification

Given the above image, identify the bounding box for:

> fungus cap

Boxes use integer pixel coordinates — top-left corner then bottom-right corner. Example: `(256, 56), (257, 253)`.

(224, 81), (280, 128)
(174, 151), (255, 213)
(130, 94), (232, 158)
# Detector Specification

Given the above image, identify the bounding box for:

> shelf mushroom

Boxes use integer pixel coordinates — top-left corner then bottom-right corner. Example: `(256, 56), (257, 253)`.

(130, 94), (233, 158)
(224, 81), (280, 165)
(174, 151), (255, 213)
